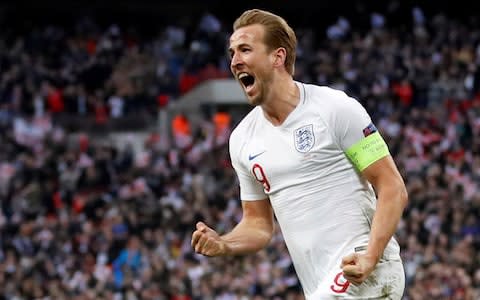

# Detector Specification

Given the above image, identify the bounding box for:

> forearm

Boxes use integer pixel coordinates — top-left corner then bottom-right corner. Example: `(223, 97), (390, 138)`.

(367, 183), (408, 262)
(221, 217), (274, 255)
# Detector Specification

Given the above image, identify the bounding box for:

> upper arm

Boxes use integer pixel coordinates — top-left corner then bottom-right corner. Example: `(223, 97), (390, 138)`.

(326, 90), (407, 200)
(241, 199), (275, 232)
(361, 155), (407, 200)
(330, 92), (390, 172)
(229, 128), (268, 200)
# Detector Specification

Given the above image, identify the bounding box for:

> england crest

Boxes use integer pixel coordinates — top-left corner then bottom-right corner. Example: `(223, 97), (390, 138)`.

(294, 124), (315, 153)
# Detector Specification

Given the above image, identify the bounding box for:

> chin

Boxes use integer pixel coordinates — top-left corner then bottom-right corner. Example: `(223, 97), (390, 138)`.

(248, 97), (262, 106)
(246, 92), (261, 105)
(244, 93), (257, 106)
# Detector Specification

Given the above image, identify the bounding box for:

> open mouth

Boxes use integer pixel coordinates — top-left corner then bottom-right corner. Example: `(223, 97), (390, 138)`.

(238, 73), (255, 90)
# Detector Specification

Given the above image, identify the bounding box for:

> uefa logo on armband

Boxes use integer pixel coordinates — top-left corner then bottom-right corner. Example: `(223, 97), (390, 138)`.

(362, 123), (378, 137)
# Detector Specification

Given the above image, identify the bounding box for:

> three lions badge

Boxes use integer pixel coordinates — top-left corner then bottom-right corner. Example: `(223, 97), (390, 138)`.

(294, 124), (315, 153)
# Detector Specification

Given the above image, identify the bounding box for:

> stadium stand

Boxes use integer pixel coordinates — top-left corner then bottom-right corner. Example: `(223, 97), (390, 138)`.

(0, 1), (479, 299)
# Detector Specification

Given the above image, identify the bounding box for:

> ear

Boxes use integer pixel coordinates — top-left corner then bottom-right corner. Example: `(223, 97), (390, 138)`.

(271, 47), (287, 68)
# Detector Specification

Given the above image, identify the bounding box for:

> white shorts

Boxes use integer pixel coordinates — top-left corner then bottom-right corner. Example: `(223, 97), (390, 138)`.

(307, 258), (405, 299)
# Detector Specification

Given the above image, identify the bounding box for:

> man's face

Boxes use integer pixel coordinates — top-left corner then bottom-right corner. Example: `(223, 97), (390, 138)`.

(229, 24), (274, 106)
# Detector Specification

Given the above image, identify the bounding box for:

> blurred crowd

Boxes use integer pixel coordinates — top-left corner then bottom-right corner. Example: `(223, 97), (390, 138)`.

(0, 11), (230, 132)
(1, 4), (480, 300)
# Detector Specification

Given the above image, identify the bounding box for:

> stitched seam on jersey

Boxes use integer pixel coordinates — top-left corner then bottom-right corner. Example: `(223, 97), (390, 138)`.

(314, 96), (341, 152)
(310, 88), (353, 151)
(302, 83), (307, 104)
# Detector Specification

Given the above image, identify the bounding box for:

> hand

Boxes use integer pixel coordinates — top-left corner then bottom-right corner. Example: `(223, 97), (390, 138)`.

(340, 253), (378, 285)
(191, 222), (229, 256)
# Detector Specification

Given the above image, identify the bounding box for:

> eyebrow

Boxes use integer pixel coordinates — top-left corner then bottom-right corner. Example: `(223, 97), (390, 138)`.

(228, 42), (250, 53)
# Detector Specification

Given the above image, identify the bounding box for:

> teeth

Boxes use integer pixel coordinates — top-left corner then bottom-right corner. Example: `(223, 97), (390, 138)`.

(238, 73), (249, 79)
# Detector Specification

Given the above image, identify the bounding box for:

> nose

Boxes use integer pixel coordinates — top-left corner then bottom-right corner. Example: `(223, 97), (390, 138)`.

(230, 52), (243, 70)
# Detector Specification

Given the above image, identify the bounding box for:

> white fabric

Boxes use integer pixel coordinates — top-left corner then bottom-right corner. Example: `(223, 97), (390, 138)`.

(229, 82), (402, 298)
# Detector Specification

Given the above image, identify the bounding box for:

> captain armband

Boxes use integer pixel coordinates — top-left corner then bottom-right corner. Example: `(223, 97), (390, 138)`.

(345, 132), (390, 172)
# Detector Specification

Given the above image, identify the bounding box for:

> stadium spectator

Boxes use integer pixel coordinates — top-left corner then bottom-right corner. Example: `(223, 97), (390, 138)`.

(0, 4), (480, 299)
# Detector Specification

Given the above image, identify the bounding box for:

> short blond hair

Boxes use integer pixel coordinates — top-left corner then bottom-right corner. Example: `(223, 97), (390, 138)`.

(233, 9), (297, 75)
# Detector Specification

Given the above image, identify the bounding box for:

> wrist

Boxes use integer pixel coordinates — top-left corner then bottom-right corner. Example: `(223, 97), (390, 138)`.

(219, 239), (232, 256)
(365, 248), (382, 264)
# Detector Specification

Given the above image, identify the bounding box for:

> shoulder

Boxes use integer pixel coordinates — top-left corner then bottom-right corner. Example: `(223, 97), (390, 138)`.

(303, 83), (358, 107)
(229, 106), (261, 152)
(300, 83), (365, 117)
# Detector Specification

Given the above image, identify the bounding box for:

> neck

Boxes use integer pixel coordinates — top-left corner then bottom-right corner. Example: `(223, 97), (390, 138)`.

(261, 77), (299, 126)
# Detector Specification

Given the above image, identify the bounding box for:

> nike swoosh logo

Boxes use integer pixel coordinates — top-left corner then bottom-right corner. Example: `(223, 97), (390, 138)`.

(248, 151), (266, 161)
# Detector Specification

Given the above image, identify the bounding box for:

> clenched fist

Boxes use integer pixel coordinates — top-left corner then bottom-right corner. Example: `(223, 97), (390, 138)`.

(340, 253), (377, 285)
(191, 222), (229, 256)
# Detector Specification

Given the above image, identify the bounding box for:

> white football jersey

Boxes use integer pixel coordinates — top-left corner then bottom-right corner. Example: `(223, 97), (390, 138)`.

(229, 82), (402, 298)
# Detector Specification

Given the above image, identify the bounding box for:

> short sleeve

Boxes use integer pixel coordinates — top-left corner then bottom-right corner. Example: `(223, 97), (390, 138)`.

(229, 130), (268, 200)
(331, 92), (390, 171)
